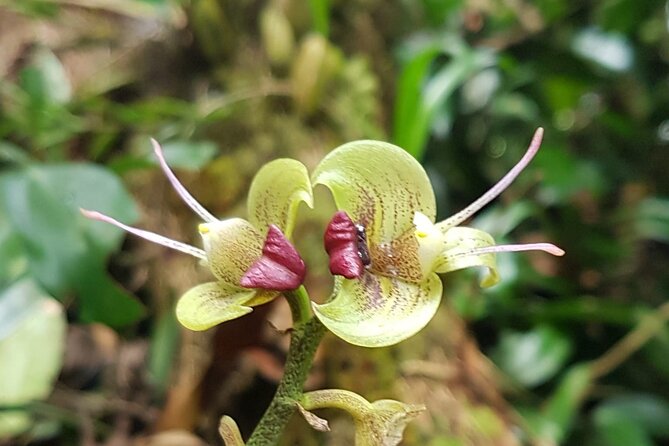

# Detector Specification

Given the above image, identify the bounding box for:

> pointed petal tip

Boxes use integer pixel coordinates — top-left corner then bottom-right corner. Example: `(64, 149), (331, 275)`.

(529, 127), (545, 156)
(150, 137), (163, 155)
(469, 242), (565, 257)
(546, 244), (565, 256)
(80, 208), (113, 223)
(79, 208), (97, 218)
(439, 129), (547, 229)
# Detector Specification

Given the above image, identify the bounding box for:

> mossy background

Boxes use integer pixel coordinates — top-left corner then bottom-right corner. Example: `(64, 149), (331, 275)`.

(1, 0), (668, 445)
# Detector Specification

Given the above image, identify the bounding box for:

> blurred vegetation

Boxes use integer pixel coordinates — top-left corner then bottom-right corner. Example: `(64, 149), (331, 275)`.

(0, 0), (668, 445)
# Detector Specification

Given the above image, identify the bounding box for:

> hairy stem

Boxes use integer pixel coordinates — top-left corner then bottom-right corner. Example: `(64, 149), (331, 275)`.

(245, 291), (326, 445)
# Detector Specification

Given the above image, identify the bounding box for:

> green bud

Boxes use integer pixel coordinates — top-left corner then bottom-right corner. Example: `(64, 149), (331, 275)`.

(260, 5), (295, 67)
(290, 34), (342, 115)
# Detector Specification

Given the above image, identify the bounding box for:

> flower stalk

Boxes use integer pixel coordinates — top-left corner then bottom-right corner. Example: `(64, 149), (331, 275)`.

(246, 313), (326, 446)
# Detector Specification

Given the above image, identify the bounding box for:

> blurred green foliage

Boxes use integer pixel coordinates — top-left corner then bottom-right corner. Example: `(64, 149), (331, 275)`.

(0, 0), (668, 444)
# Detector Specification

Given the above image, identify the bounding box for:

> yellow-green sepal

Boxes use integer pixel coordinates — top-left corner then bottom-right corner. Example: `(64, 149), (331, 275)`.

(312, 273), (443, 347)
(247, 159), (313, 238)
(312, 140), (436, 246)
(176, 282), (257, 331)
(199, 218), (264, 285)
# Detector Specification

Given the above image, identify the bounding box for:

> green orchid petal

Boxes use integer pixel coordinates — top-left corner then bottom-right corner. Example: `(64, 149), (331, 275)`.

(434, 227), (500, 287)
(199, 218), (264, 285)
(176, 281), (256, 331)
(245, 289), (279, 307)
(247, 158), (313, 237)
(313, 141), (436, 281)
(312, 272), (442, 347)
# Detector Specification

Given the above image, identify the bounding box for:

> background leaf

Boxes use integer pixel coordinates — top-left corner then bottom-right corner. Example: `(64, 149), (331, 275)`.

(492, 324), (572, 387)
(0, 279), (65, 437)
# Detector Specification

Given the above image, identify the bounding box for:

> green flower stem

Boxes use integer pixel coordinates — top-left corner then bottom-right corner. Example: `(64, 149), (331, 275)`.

(301, 389), (369, 413)
(246, 290), (326, 445)
(286, 285), (313, 326)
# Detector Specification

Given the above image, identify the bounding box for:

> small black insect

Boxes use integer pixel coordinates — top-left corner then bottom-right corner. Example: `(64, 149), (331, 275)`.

(355, 224), (371, 267)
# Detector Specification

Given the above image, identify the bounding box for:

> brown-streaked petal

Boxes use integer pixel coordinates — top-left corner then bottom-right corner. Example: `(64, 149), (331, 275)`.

(199, 218), (264, 286)
(312, 272), (442, 347)
(312, 140), (436, 250)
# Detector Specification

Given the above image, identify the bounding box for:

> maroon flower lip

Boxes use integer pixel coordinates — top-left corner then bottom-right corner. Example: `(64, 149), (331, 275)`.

(324, 211), (370, 279)
(240, 224), (306, 291)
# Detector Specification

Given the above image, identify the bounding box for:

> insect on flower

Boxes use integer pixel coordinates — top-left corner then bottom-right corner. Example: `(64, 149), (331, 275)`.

(314, 128), (564, 347)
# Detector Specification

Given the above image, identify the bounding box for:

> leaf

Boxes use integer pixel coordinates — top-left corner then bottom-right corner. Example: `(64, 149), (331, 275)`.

(393, 42), (494, 159)
(308, 0), (330, 36)
(149, 308), (180, 392)
(492, 325), (572, 387)
(0, 214), (28, 291)
(0, 141), (31, 164)
(0, 164), (143, 326)
(593, 405), (653, 446)
(634, 197), (669, 243)
(393, 44), (442, 158)
(19, 48), (72, 106)
(571, 27), (634, 72)
(595, 393), (669, 437)
(0, 279), (65, 437)
(537, 364), (592, 443)
(534, 144), (607, 204)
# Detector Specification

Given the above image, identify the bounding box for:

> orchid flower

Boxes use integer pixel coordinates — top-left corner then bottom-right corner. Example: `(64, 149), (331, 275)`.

(299, 389), (425, 446)
(82, 139), (312, 331)
(312, 128), (564, 347)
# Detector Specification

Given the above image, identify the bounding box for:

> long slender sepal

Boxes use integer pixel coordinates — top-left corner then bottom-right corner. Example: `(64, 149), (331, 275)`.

(463, 242), (565, 257)
(439, 127), (544, 229)
(150, 138), (218, 223)
(80, 209), (207, 259)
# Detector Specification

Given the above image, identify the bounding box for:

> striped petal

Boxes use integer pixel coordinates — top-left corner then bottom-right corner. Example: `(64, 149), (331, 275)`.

(199, 218), (264, 286)
(312, 272), (442, 347)
(313, 140), (436, 283)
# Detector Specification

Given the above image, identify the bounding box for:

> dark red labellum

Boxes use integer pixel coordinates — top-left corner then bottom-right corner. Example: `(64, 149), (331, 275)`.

(240, 225), (306, 291)
(324, 211), (366, 279)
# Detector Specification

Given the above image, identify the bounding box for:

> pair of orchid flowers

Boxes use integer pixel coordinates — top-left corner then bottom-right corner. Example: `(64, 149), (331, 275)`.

(83, 129), (563, 348)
